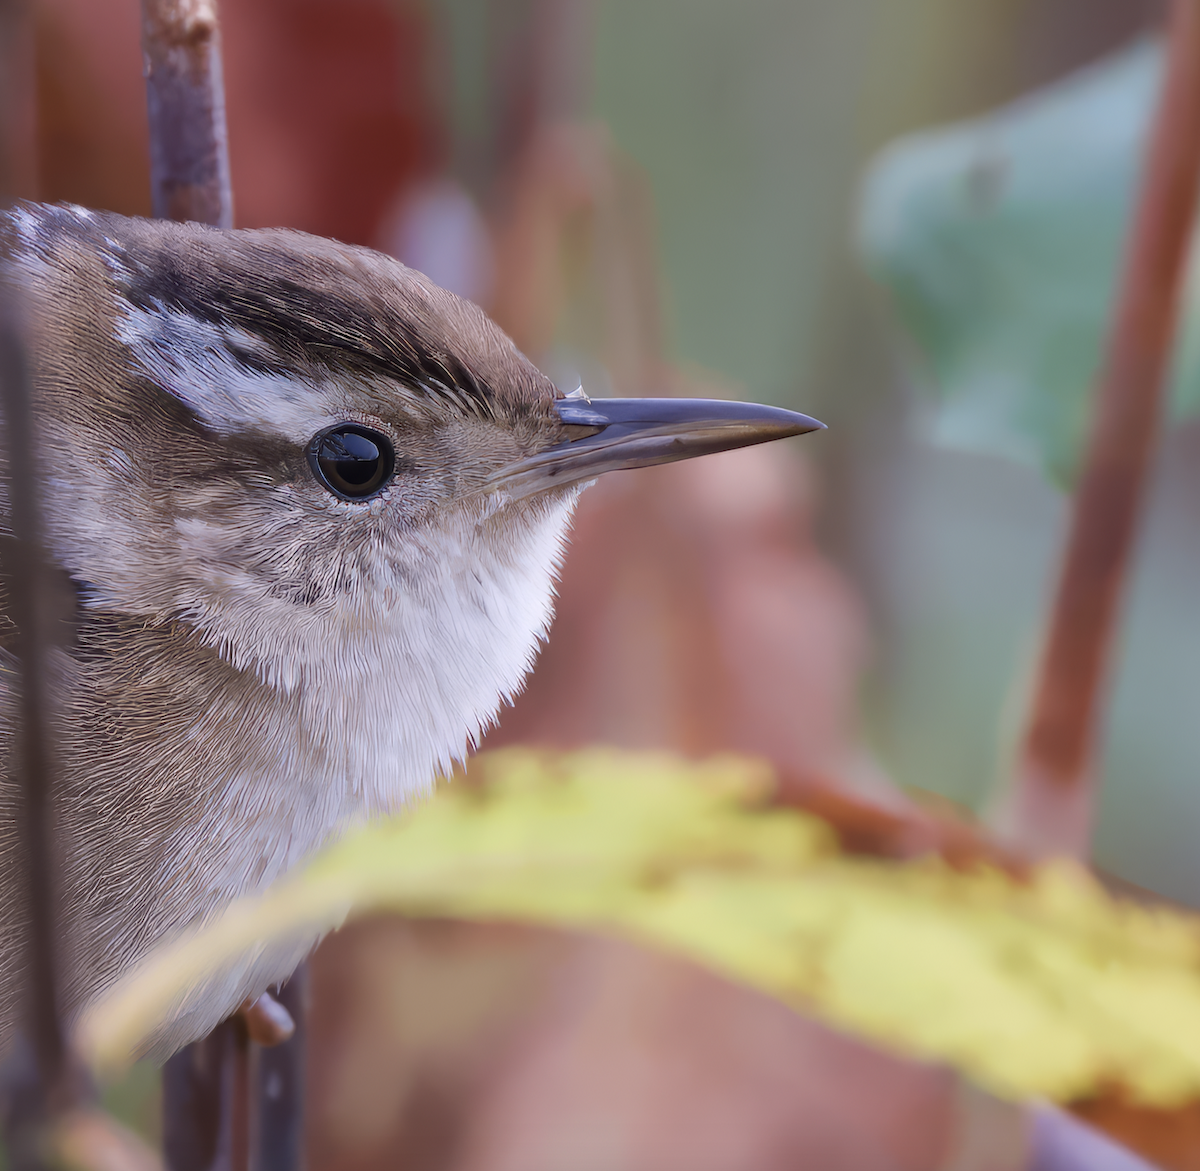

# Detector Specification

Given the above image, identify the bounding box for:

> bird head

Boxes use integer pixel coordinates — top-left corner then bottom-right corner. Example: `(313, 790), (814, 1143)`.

(8, 202), (822, 807)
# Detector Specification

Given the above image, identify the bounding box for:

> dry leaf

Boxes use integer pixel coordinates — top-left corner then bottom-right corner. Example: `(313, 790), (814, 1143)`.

(77, 748), (1200, 1107)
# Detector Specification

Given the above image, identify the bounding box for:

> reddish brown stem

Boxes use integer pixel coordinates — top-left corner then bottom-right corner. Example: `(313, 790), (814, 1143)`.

(1007, 0), (1200, 856)
(777, 778), (1027, 874)
(142, 3), (255, 1167)
(141, 0), (232, 227)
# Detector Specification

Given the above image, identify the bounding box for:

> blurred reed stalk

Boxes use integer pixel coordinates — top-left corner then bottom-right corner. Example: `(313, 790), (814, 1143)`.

(0, 6), (165, 1166)
(141, 3), (303, 1168)
(1006, 0), (1200, 858)
(0, 0), (82, 1164)
(0, 282), (75, 1171)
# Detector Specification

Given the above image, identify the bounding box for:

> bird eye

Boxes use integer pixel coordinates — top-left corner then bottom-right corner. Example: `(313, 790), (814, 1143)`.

(307, 424), (396, 500)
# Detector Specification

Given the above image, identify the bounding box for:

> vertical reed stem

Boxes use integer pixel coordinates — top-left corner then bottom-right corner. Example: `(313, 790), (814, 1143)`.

(1007, 0), (1200, 855)
(141, 0), (233, 227)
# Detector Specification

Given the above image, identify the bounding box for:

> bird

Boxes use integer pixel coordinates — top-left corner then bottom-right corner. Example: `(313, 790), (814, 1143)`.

(0, 201), (822, 1058)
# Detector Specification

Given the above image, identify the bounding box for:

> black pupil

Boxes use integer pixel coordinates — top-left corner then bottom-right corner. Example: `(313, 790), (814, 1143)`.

(310, 426), (394, 498)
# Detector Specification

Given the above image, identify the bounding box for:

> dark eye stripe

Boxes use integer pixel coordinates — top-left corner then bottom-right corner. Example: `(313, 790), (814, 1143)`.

(307, 424), (396, 500)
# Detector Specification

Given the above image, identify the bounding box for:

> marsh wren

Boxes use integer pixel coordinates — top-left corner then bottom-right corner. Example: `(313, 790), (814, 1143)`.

(0, 202), (821, 1057)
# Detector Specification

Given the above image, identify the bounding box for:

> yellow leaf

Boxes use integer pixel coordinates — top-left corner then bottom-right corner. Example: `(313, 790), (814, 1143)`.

(76, 748), (1200, 1106)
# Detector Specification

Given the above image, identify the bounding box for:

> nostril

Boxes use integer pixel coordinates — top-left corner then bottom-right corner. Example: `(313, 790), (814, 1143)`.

(559, 423), (605, 444)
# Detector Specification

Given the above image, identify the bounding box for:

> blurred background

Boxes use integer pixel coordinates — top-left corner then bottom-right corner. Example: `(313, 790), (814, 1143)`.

(29, 0), (1200, 1166)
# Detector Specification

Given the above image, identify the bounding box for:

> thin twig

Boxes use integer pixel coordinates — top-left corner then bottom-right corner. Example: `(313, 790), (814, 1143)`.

(776, 776), (1027, 874)
(162, 1024), (237, 1171)
(140, 5), (296, 1168)
(141, 0), (232, 227)
(1005, 0), (1200, 857)
(0, 0), (80, 1163)
(0, 297), (75, 1165)
(253, 973), (306, 1171)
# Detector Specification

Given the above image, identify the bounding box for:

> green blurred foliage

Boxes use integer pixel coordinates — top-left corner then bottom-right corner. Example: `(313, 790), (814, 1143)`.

(99, 1060), (161, 1149)
(860, 39), (1200, 486)
(852, 33), (1200, 910)
(589, 0), (1026, 414)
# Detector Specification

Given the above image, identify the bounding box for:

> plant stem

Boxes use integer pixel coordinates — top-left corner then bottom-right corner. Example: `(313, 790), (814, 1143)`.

(140, 7), (303, 1167)
(253, 972), (307, 1171)
(0, 0), (82, 1163)
(141, 0), (233, 227)
(1006, 0), (1200, 856)
(141, 4), (251, 1168)
(0, 305), (76, 1169)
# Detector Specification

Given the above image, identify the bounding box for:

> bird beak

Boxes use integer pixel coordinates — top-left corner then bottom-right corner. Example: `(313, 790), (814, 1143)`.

(488, 395), (825, 499)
